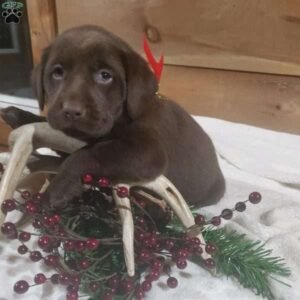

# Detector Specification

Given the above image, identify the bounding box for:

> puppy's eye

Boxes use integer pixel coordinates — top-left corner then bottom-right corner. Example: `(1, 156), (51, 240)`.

(52, 65), (64, 80)
(94, 69), (113, 84)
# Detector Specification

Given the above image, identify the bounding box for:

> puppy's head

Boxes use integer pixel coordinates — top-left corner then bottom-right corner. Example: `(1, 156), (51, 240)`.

(32, 25), (158, 139)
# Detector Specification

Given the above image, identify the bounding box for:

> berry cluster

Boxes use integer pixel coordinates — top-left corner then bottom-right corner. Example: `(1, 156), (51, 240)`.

(0, 166), (262, 300)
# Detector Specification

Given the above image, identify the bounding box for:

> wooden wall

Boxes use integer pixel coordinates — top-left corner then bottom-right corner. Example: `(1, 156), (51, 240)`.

(2, 0), (300, 149)
(56, 0), (300, 76)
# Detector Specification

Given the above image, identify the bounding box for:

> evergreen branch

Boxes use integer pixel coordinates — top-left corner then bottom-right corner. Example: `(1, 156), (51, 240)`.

(203, 227), (291, 300)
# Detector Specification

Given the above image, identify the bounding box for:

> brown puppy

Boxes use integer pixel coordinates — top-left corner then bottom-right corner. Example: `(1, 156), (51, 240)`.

(1, 25), (225, 208)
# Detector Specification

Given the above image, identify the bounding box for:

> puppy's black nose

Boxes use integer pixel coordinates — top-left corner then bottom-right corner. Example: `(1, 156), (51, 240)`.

(62, 102), (86, 120)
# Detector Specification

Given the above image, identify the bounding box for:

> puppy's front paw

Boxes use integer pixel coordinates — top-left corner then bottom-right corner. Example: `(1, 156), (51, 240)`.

(43, 173), (83, 209)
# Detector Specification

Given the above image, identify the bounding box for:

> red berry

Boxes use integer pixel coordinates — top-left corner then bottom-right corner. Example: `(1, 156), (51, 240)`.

(205, 243), (217, 254)
(107, 276), (119, 289)
(25, 201), (37, 214)
(52, 214), (61, 223)
(191, 237), (201, 245)
(42, 215), (52, 227)
(194, 245), (203, 254)
(89, 282), (99, 293)
(116, 186), (129, 198)
(167, 277), (178, 288)
(32, 218), (43, 228)
(235, 201), (246, 212)
(38, 235), (50, 248)
(138, 249), (151, 262)
(66, 291), (78, 300)
(136, 199), (146, 208)
(148, 270), (160, 281)
(176, 258), (187, 269)
(19, 231), (31, 242)
(211, 216), (221, 226)
(33, 193), (42, 201)
(74, 240), (85, 252)
(102, 291), (113, 300)
(70, 275), (81, 286)
(141, 280), (152, 292)
(14, 280), (29, 294)
(249, 192), (262, 204)
(146, 234), (157, 248)
(30, 251), (43, 262)
(164, 239), (175, 250)
(1, 199), (16, 213)
(135, 216), (146, 227)
(59, 273), (71, 285)
(64, 240), (75, 251)
(134, 288), (145, 300)
(86, 238), (100, 250)
(177, 248), (189, 259)
(221, 209), (233, 220)
(151, 259), (163, 270)
(121, 279), (134, 293)
(1, 222), (16, 235)
(82, 173), (93, 184)
(21, 190), (31, 199)
(194, 214), (205, 225)
(18, 244), (28, 255)
(67, 285), (79, 293)
(98, 177), (110, 187)
(204, 258), (216, 269)
(34, 273), (47, 284)
(135, 230), (145, 241)
(44, 255), (59, 267)
(79, 259), (90, 269)
(50, 274), (60, 284)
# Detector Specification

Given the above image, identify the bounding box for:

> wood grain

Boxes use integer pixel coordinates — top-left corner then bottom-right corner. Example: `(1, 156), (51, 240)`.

(0, 118), (11, 147)
(55, 0), (300, 76)
(26, 0), (57, 65)
(159, 66), (300, 134)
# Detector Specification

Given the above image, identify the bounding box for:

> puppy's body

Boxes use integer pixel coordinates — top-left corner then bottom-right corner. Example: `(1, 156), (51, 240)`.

(1, 25), (225, 207)
(133, 98), (224, 206)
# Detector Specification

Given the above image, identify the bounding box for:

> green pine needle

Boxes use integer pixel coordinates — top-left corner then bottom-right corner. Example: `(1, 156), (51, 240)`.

(203, 227), (291, 300)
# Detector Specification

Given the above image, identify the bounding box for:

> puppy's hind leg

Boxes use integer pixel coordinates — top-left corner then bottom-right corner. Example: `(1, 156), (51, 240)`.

(0, 106), (46, 129)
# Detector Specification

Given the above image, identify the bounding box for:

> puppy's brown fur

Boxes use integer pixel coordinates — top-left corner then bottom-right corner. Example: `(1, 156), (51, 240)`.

(1, 25), (225, 208)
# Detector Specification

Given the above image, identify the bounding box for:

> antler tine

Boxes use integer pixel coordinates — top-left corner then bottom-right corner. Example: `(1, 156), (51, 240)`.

(112, 185), (135, 277)
(0, 125), (35, 224)
(9, 122), (86, 153)
(140, 175), (211, 259)
(0, 122), (86, 225)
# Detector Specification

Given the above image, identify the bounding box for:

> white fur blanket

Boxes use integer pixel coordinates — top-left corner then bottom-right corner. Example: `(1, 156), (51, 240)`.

(0, 116), (299, 300)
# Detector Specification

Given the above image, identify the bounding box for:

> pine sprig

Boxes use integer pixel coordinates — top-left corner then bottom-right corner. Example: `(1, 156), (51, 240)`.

(203, 227), (291, 300)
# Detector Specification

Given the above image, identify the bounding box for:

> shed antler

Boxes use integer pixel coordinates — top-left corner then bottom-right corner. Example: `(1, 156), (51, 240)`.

(0, 122), (210, 276)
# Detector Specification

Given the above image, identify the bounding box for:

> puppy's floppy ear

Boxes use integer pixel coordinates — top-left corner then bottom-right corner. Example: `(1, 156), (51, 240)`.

(31, 46), (51, 111)
(124, 50), (158, 119)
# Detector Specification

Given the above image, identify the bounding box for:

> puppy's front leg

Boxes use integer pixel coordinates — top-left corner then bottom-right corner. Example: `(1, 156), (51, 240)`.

(44, 128), (168, 208)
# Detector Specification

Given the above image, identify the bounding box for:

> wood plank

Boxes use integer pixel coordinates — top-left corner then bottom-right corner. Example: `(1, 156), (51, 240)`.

(159, 66), (300, 134)
(0, 118), (11, 146)
(55, 0), (300, 76)
(26, 0), (57, 65)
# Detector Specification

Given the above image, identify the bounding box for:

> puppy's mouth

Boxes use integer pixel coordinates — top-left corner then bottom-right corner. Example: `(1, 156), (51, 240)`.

(47, 109), (114, 140)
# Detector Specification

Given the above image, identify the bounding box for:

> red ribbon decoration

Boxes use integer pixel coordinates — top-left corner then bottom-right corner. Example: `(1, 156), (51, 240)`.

(143, 35), (164, 81)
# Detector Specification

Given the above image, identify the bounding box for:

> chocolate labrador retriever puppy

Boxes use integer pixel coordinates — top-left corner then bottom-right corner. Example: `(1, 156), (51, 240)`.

(1, 25), (225, 208)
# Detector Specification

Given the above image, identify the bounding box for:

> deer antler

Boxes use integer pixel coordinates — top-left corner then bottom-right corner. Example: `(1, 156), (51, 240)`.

(0, 122), (210, 276)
